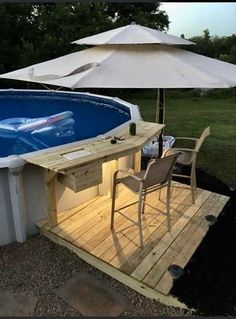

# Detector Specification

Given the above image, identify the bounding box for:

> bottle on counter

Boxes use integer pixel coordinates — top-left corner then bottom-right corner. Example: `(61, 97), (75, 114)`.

(129, 122), (136, 136)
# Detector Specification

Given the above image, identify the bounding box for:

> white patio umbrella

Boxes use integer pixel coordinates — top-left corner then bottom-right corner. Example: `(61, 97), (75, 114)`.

(1, 25), (236, 154)
(2, 44), (236, 89)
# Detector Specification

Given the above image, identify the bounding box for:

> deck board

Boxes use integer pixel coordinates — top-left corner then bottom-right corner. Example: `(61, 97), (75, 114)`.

(143, 192), (220, 288)
(155, 194), (229, 295)
(108, 192), (186, 269)
(118, 188), (198, 274)
(131, 189), (211, 282)
(36, 182), (229, 307)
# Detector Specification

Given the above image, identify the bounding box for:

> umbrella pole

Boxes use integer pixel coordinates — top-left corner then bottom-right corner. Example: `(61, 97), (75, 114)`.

(156, 88), (165, 157)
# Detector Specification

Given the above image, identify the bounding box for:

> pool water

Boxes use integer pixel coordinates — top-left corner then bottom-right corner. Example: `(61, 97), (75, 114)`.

(0, 90), (131, 157)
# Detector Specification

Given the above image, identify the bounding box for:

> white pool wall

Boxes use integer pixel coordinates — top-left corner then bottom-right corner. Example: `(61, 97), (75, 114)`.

(0, 90), (141, 245)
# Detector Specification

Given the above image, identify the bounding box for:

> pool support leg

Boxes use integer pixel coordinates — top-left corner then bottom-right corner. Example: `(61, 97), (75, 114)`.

(8, 156), (27, 243)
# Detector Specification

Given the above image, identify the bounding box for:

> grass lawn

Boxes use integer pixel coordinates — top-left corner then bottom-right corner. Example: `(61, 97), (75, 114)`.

(122, 92), (236, 186)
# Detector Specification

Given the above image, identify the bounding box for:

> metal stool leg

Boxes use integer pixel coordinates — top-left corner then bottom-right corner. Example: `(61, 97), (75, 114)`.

(142, 189), (147, 214)
(138, 184), (144, 248)
(190, 165), (195, 204)
(111, 172), (118, 229)
(166, 180), (171, 231)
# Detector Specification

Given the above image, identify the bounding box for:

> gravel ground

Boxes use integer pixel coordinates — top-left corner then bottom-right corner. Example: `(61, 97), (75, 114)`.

(0, 234), (193, 317)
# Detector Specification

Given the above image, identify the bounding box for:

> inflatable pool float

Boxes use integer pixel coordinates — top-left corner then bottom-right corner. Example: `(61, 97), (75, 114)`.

(142, 135), (175, 158)
(0, 111), (75, 150)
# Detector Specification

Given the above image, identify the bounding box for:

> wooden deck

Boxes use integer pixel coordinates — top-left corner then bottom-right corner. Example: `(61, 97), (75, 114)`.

(36, 182), (229, 308)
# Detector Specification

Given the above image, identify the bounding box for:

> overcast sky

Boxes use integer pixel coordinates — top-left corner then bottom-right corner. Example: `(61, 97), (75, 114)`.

(160, 2), (236, 38)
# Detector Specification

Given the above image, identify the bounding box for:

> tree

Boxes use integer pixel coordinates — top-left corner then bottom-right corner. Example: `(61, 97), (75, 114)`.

(203, 28), (210, 42)
(0, 1), (169, 78)
(104, 2), (169, 30)
(188, 29), (215, 57)
(187, 29), (236, 63)
(0, 4), (39, 72)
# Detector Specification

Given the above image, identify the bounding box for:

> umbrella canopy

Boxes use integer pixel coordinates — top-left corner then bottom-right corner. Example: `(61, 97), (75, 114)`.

(72, 23), (194, 45)
(1, 24), (236, 157)
(1, 44), (236, 89)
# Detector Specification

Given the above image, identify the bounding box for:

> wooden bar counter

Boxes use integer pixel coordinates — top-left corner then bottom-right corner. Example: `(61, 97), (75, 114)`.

(26, 120), (164, 226)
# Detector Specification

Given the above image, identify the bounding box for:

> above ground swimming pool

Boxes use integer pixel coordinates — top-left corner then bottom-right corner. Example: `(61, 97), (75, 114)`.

(0, 89), (140, 158)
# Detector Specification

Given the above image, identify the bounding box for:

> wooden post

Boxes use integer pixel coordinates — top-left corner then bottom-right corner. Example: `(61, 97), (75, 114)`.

(156, 88), (165, 158)
(45, 170), (58, 226)
(133, 150), (141, 173)
(98, 162), (110, 195)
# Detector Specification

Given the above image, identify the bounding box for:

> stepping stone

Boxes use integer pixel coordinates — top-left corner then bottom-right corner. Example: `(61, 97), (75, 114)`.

(55, 271), (128, 316)
(0, 290), (38, 316)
